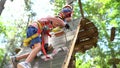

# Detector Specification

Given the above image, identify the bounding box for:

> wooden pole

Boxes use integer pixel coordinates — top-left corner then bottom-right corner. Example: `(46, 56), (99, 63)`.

(62, 24), (80, 68)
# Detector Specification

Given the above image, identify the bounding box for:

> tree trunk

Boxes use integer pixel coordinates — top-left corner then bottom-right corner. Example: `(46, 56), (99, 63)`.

(0, 0), (6, 15)
(113, 63), (117, 68)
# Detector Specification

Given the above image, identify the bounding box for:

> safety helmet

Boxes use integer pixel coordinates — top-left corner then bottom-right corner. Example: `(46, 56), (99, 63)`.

(63, 5), (72, 10)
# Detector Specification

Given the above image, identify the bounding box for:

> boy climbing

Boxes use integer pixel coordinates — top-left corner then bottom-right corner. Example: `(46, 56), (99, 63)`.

(54, 5), (73, 31)
(58, 5), (73, 22)
(10, 16), (68, 68)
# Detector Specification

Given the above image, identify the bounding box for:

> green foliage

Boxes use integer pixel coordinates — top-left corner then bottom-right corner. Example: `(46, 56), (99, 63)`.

(110, 19), (118, 27)
(76, 59), (82, 67)
(75, 53), (91, 68)
(0, 0), (33, 66)
(53, 0), (66, 15)
(72, 1), (81, 19)
(0, 48), (5, 63)
(75, 0), (120, 67)
(0, 18), (6, 35)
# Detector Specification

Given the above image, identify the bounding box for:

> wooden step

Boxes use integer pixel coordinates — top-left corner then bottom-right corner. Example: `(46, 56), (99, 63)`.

(74, 43), (96, 52)
(76, 37), (98, 46)
(77, 32), (98, 42)
(78, 27), (98, 38)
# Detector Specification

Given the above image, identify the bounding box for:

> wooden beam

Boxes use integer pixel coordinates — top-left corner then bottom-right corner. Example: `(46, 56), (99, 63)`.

(68, 52), (75, 68)
(77, 32), (98, 41)
(74, 43), (96, 52)
(74, 43), (97, 53)
(80, 18), (90, 29)
(84, 22), (95, 29)
(76, 37), (98, 46)
(78, 27), (98, 38)
(62, 24), (80, 68)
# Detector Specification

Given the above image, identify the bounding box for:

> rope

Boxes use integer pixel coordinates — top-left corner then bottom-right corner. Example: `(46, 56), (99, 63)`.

(78, 0), (84, 18)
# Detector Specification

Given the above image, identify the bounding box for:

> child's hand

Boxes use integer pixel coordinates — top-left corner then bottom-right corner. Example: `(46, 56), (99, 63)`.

(44, 55), (53, 61)
(41, 54), (53, 61)
(65, 24), (70, 29)
(46, 55), (51, 59)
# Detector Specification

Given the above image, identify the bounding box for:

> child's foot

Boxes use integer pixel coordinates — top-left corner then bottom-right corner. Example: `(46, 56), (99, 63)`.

(10, 56), (18, 68)
(17, 62), (31, 68)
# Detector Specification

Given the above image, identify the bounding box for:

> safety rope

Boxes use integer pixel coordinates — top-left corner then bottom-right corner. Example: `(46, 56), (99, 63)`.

(78, 0), (84, 18)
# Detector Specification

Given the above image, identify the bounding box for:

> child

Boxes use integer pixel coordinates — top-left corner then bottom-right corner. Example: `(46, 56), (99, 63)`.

(58, 5), (73, 22)
(10, 16), (67, 68)
(55, 5), (73, 30)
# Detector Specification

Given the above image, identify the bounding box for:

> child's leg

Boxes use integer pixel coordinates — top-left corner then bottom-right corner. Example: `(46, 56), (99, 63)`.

(10, 53), (30, 68)
(25, 43), (41, 63)
(15, 43), (41, 61)
(16, 53), (30, 61)
(17, 43), (41, 68)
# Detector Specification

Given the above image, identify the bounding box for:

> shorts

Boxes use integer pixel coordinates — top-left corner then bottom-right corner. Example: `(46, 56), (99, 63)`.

(27, 26), (42, 48)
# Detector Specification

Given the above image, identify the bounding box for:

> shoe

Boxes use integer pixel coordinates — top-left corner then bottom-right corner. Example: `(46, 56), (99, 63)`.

(17, 62), (31, 68)
(37, 51), (42, 57)
(10, 56), (18, 68)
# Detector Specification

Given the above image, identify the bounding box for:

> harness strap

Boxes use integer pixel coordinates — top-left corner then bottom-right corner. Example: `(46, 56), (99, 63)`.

(23, 33), (39, 46)
(37, 22), (42, 34)
(37, 21), (51, 57)
(23, 22), (42, 47)
(23, 21), (51, 56)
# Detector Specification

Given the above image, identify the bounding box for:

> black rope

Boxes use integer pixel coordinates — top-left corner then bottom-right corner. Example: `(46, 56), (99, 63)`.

(78, 0), (84, 18)
(68, 1), (74, 5)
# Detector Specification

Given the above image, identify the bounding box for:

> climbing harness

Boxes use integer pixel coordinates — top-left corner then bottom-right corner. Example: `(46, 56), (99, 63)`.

(23, 21), (52, 47)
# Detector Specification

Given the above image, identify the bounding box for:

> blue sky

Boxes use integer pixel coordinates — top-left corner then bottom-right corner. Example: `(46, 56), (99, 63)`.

(1, 0), (54, 21)
(31, 0), (54, 19)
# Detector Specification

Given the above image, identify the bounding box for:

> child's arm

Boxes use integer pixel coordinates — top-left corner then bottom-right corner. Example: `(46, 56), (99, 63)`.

(46, 16), (65, 27)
